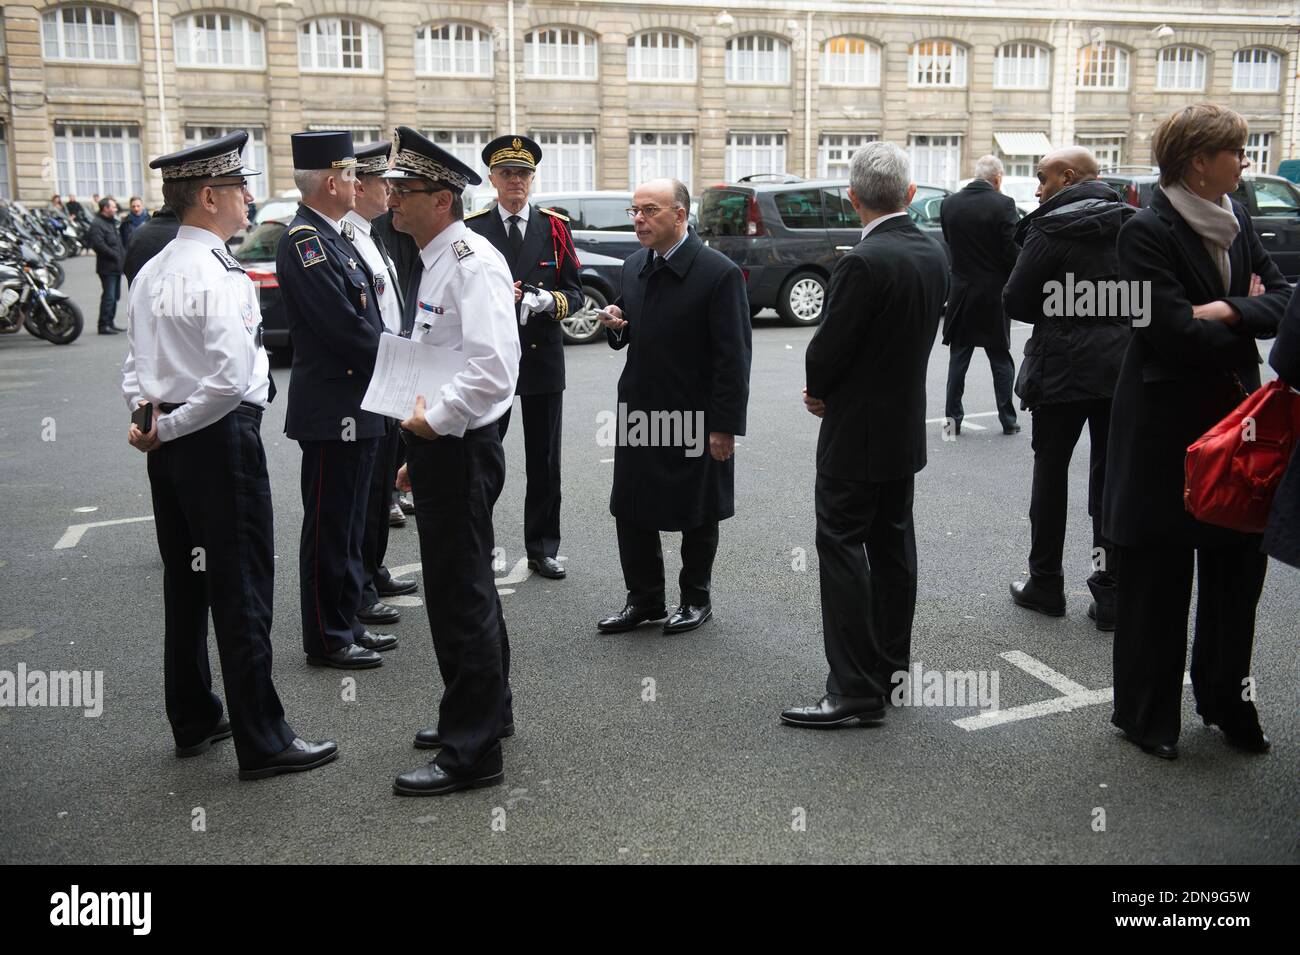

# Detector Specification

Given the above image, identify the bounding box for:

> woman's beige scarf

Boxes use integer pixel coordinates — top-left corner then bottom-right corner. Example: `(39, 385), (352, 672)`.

(1163, 180), (1239, 294)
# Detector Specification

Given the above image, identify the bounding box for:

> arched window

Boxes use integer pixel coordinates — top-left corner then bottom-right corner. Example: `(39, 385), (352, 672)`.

(726, 35), (790, 84)
(909, 40), (967, 87)
(820, 36), (881, 86)
(523, 28), (598, 79)
(995, 42), (1051, 90)
(1156, 46), (1206, 91)
(298, 17), (383, 74)
(1233, 48), (1281, 92)
(627, 31), (696, 82)
(174, 13), (264, 69)
(1077, 44), (1129, 89)
(415, 22), (492, 77)
(42, 5), (138, 63)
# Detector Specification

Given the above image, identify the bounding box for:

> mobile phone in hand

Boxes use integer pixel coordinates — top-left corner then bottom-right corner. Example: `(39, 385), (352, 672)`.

(131, 401), (153, 433)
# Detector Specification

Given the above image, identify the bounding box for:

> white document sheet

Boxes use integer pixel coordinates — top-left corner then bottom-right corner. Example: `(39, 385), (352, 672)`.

(361, 333), (468, 420)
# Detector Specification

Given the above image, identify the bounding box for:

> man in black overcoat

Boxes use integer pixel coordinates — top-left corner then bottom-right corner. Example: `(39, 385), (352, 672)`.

(941, 155), (1021, 434)
(782, 141), (949, 728)
(595, 178), (752, 635)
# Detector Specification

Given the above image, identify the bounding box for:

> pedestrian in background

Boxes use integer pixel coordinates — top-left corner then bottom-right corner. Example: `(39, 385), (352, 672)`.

(940, 155), (1021, 435)
(88, 196), (125, 334)
(120, 196), (150, 247)
(1105, 104), (1290, 760)
(124, 205), (180, 285)
(1002, 147), (1134, 630)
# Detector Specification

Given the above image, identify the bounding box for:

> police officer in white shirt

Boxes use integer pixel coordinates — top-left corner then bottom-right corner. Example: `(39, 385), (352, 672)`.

(381, 126), (521, 796)
(123, 131), (338, 781)
(345, 140), (420, 630)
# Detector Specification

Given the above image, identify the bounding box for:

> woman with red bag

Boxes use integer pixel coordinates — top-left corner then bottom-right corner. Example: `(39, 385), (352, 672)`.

(1103, 105), (1290, 760)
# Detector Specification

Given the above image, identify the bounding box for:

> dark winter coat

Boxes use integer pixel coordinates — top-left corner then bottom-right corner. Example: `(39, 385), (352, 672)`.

(939, 178), (1019, 349)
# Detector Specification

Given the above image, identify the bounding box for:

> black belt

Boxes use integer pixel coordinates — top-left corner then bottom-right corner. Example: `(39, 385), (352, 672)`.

(159, 401), (263, 421)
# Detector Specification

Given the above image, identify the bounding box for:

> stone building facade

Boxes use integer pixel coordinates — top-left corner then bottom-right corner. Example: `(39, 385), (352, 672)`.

(0, 0), (1296, 204)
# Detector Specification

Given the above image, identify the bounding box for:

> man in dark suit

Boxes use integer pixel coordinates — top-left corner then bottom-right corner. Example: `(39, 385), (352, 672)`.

(88, 197), (125, 334)
(941, 155), (1021, 435)
(595, 178), (751, 635)
(466, 135), (584, 580)
(124, 205), (180, 284)
(782, 141), (949, 727)
(276, 130), (395, 670)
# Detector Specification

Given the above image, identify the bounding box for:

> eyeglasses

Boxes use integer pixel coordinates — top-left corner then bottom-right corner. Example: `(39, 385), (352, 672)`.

(494, 168), (533, 181)
(626, 205), (680, 220)
(390, 184), (446, 197)
(209, 180), (249, 191)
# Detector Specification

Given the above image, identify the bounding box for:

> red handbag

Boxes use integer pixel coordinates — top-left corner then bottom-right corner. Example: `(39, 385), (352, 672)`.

(1185, 377), (1300, 533)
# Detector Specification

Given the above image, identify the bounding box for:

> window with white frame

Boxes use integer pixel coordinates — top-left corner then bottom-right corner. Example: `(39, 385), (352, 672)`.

(54, 124), (142, 198)
(1077, 134), (1125, 171)
(998, 152), (1042, 179)
(629, 132), (693, 189)
(426, 130), (491, 178)
(0, 125), (10, 200)
(1077, 44), (1129, 89)
(908, 134), (963, 190)
(306, 125), (383, 147)
(726, 35), (790, 85)
(627, 31), (696, 82)
(910, 40), (967, 88)
(174, 13), (264, 69)
(524, 28), (598, 80)
(415, 22), (492, 77)
(995, 42), (1051, 90)
(531, 131), (594, 191)
(1156, 46), (1206, 91)
(184, 125), (268, 200)
(42, 6), (138, 63)
(299, 18), (382, 73)
(818, 133), (877, 179)
(1233, 48), (1281, 92)
(1245, 132), (1272, 173)
(725, 132), (786, 182)
(820, 36), (881, 86)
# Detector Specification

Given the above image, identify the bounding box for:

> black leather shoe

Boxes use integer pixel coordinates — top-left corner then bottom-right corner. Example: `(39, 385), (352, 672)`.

(597, 604), (668, 633)
(306, 644), (383, 669)
(781, 693), (887, 728)
(97, 325), (120, 335)
(357, 601), (400, 626)
(393, 760), (505, 796)
(664, 603), (712, 634)
(1121, 731), (1178, 760)
(388, 503), (407, 527)
(1010, 579), (1066, 617)
(1203, 719), (1271, 754)
(239, 737), (339, 780)
(175, 718), (232, 758)
(355, 630), (398, 652)
(377, 575), (418, 597)
(1003, 423), (1021, 435)
(1087, 600), (1116, 632)
(528, 556), (566, 579)
(414, 721), (515, 750)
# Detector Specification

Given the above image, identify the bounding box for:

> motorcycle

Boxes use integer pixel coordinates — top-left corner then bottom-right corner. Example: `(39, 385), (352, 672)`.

(0, 239), (83, 345)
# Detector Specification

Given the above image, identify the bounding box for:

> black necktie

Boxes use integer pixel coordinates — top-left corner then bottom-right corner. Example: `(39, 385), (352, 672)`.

(507, 215), (523, 257)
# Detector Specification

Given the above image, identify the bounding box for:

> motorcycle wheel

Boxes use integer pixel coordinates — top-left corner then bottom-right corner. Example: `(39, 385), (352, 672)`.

(50, 239), (69, 259)
(37, 300), (84, 345)
(24, 316), (44, 338)
(46, 261), (66, 288)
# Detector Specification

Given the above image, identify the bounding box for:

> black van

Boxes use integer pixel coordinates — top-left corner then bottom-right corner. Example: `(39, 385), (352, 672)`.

(698, 178), (949, 325)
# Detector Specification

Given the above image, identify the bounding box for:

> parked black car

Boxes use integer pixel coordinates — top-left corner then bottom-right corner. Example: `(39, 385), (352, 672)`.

(1100, 170), (1300, 281)
(697, 178), (949, 325)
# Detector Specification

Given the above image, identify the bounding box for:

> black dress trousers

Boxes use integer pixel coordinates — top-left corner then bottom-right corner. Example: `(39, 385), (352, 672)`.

(615, 518), (719, 609)
(298, 436), (378, 656)
(361, 419), (402, 605)
(816, 473), (917, 699)
(406, 425), (511, 776)
(498, 391), (564, 560)
(1111, 541), (1268, 747)
(146, 407), (295, 767)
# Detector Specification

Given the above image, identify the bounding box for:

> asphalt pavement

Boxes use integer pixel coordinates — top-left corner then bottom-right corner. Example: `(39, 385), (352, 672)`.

(0, 254), (1295, 864)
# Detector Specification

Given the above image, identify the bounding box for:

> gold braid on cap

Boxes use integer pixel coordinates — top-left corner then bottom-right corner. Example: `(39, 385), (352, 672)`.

(489, 144), (536, 168)
(355, 155), (390, 175)
(161, 148), (243, 182)
(392, 148), (470, 190)
(330, 157), (358, 169)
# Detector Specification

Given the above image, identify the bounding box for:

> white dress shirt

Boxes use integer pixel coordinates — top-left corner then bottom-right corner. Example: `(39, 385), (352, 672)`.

(860, 210), (908, 240)
(497, 201), (555, 315)
(410, 220), (520, 436)
(344, 209), (401, 335)
(121, 225), (270, 442)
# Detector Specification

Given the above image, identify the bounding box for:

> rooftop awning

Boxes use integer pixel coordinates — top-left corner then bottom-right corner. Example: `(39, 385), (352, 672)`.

(995, 131), (1053, 157)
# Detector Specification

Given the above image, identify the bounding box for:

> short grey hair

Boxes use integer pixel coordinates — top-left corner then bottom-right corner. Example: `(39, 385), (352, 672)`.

(973, 154), (1004, 183)
(849, 141), (911, 213)
(292, 168), (332, 199)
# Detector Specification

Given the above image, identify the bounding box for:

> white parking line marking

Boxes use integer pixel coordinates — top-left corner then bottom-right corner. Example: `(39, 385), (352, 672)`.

(54, 516), (154, 550)
(386, 556), (565, 595)
(1002, 650), (1088, 695)
(925, 411), (999, 424)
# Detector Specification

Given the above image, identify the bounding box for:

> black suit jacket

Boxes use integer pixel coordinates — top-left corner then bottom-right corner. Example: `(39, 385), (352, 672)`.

(124, 207), (180, 284)
(1102, 186), (1290, 548)
(806, 215), (950, 483)
(466, 204), (584, 395)
(939, 179), (1019, 349)
(88, 213), (126, 275)
(275, 204), (384, 442)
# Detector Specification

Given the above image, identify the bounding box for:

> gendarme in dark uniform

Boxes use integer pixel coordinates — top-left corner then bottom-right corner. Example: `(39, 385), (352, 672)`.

(276, 130), (394, 670)
(465, 135), (583, 580)
(121, 131), (336, 780)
